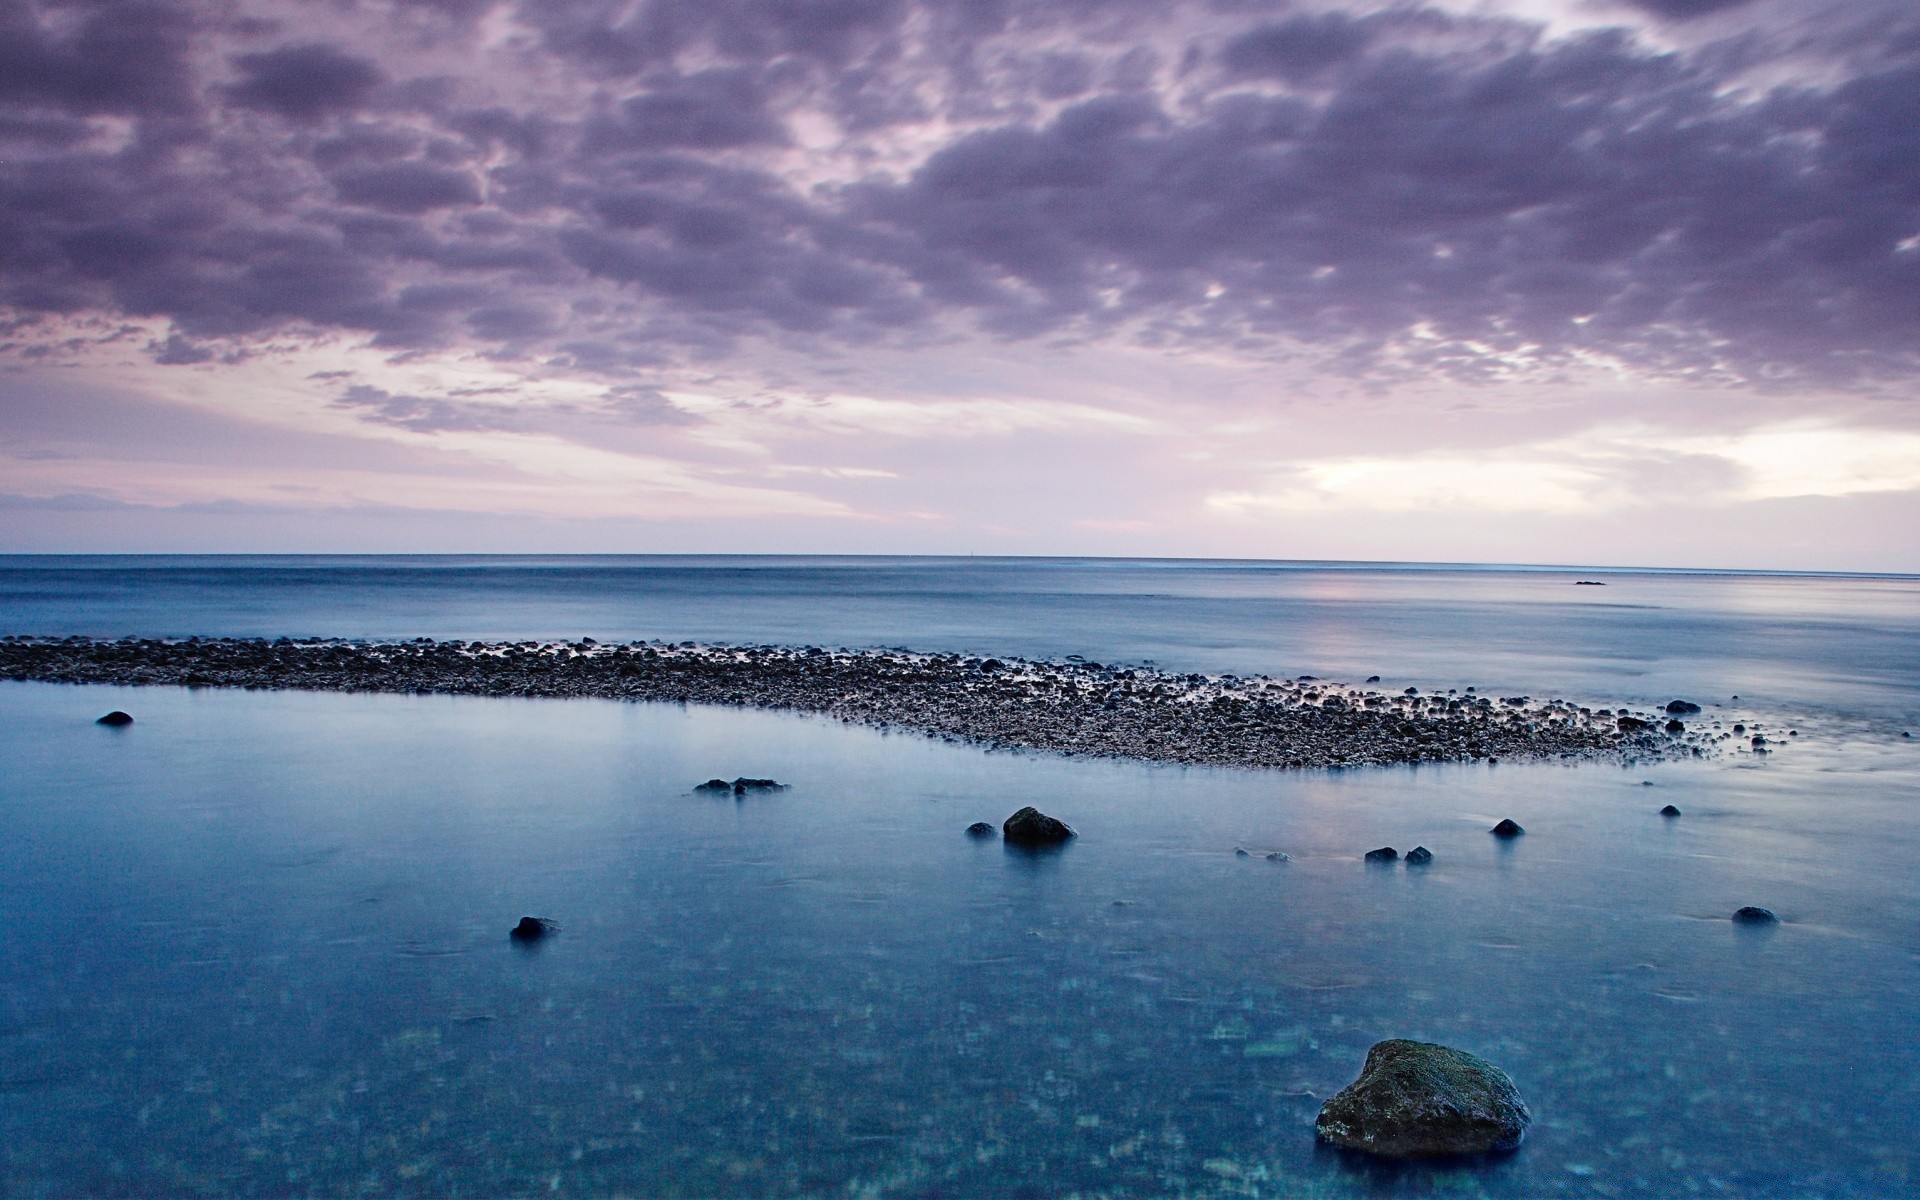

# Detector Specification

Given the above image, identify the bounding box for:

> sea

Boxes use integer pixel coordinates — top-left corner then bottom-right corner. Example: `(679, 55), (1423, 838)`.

(1, 555), (1916, 1197)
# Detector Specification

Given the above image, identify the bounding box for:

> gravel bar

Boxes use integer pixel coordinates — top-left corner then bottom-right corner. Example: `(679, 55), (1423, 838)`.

(0, 635), (1707, 770)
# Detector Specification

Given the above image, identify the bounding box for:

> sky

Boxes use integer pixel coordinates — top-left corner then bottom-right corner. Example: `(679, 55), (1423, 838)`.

(1, 0), (1918, 568)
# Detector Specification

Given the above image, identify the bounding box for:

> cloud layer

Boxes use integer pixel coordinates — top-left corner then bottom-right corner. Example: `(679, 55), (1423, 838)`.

(4, 0), (1917, 379)
(2, 0), (1919, 563)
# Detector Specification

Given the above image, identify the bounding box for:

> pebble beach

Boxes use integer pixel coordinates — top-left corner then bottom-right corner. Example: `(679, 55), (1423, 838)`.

(0, 635), (1719, 770)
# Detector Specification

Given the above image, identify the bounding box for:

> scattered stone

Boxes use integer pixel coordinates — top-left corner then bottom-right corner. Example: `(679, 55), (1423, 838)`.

(510, 916), (556, 942)
(1733, 724), (1746, 734)
(1405, 846), (1433, 865)
(1660, 804), (1682, 817)
(95, 711), (133, 726)
(730, 777), (787, 794)
(1732, 906), (1779, 925)
(1366, 675), (1381, 683)
(1665, 719), (1686, 734)
(1365, 847), (1398, 863)
(1265, 851), (1290, 862)
(1315, 1039), (1531, 1158)
(1002, 806), (1075, 845)
(1665, 700), (1702, 714)
(965, 821), (997, 838)
(1617, 716), (1650, 732)
(1491, 819), (1524, 838)
(693, 779), (733, 794)
(1234, 847), (1250, 858)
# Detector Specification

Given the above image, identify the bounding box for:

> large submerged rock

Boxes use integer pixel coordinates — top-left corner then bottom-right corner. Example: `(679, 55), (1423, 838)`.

(1002, 806), (1075, 845)
(1316, 1039), (1531, 1159)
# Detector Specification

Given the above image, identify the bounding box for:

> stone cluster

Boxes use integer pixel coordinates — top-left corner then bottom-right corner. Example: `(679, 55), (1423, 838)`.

(4, 635), (1704, 771)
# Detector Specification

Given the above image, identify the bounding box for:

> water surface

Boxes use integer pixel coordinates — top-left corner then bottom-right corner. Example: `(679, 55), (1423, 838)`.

(1, 558), (1916, 1196)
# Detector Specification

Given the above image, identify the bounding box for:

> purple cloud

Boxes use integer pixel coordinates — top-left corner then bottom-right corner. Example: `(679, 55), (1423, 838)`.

(0, 0), (1914, 385)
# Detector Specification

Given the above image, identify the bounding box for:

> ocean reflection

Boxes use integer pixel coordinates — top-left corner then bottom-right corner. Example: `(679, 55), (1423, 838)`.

(1, 682), (1915, 1195)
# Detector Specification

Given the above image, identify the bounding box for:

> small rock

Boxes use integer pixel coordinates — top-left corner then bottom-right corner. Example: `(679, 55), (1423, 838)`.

(1665, 719), (1686, 734)
(965, 821), (997, 838)
(1235, 847), (1250, 858)
(1265, 851), (1289, 862)
(95, 711), (134, 726)
(510, 916), (556, 942)
(1002, 806), (1075, 845)
(1366, 675), (1381, 683)
(1491, 819), (1524, 838)
(1733, 724), (1746, 734)
(1732, 906), (1778, 924)
(1660, 804), (1682, 817)
(1365, 847), (1398, 863)
(693, 779), (733, 794)
(1617, 716), (1649, 732)
(1315, 1039), (1531, 1158)
(1665, 700), (1702, 714)
(1405, 846), (1433, 865)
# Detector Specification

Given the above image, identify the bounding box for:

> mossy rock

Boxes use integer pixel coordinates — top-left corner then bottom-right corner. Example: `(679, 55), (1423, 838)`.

(1315, 1039), (1530, 1158)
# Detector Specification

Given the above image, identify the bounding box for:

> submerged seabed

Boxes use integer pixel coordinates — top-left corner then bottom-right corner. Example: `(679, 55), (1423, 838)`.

(3, 681), (1917, 1198)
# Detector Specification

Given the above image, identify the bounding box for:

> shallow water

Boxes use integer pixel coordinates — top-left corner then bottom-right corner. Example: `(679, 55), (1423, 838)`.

(2, 558), (1918, 1196)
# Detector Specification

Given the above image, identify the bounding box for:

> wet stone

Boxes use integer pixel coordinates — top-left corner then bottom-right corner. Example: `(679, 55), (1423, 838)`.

(1364, 847), (1398, 864)
(1315, 1039), (1531, 1159)
(95, 711), (133, 726)
(965, 821), (997, 838)
(1661, 804), (1682, 817)
(1491, 819), (1524, 838)
(1405, 846), (1432, 865)
(509, 916), (556, 942)
(1733, 906), (1779, 925)
(1002, 806), (1074, 845)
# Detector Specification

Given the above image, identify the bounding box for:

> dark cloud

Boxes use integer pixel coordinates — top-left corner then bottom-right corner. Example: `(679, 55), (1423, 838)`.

(1221, 15), (1375, 80)
(0, 0), (1916, 386)
(226, 44), (384, 120)
(0, 0), (203, 116)
(1627, 0), (1759, 19)
(331, 163), (483, 212)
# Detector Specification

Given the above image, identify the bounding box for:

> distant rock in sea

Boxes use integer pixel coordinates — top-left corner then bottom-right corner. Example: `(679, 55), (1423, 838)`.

(1365, 847), (1398, 863)
(1665, 700), (1702, 714)
(96, 711), (133, 726)
(1405, 846), (1432, 865)
(1316, 1039), (1531, 1158)
(1491, 819), (1524, 838)
(510, 916), (556, 942)
(695, 777), (788, 796)
(965, 821), (997, 838)
(1661, 804), (1682, 817)
(1002, 806), (1074, 845)
(1732, 906), (1779, 925)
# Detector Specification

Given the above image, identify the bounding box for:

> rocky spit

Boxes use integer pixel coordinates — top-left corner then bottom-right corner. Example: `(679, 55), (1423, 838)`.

(0, 635), (1718, 771)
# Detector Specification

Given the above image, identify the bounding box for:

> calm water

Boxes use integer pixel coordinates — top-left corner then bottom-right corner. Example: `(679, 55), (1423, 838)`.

(2, 557), (1918, 1197)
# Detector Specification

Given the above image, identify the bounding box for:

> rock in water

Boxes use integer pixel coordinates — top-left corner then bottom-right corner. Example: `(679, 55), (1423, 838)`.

(1002, 806), (1075, 845)
(510, 916), (556, 942)
(1491, 819), (1524, 838)
(1732, 906), (1779, 924)
(1364, 847), (1398, 863)
(1315, 1039), (1531, 1159)
(1660, 804), (1682, 817)
(96, 711), (133, 726)
(731, 777), (787, 794)
(1665, 700), (1702, 714)
(965, 821), (997, 838)
(1405, 846), (1433, 865)
(693, 779), (733, 795)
